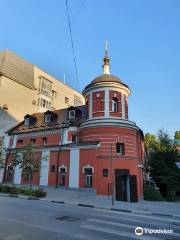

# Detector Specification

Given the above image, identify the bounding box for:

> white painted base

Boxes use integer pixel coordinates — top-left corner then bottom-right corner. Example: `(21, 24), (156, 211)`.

(69, 148), (79, 188)
(14, 165), (22, 184)
(40, 150), (50, 186)
(0, 168), (4, 183)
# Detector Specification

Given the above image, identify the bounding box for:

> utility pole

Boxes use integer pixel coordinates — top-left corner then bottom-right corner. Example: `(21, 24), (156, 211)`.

(110, 144), (114, 206)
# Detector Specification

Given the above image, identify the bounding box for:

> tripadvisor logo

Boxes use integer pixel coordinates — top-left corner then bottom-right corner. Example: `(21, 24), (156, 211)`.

(135, 227), (143, 236)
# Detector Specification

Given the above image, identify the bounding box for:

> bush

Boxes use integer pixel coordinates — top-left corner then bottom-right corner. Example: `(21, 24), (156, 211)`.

(143, 184), (165, 201)
(32, 189), (46, 198)
(166, 193), (178, 202)
(0, 185), (46, 198)
(1, 185), (12, 193)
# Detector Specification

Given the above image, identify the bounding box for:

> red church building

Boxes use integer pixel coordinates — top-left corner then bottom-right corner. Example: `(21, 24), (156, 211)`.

(4, 50), (145, 202)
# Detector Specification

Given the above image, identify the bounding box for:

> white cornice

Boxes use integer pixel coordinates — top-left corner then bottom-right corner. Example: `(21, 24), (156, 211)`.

(79, 118), (140, 131)
(83, 82), (131, 97)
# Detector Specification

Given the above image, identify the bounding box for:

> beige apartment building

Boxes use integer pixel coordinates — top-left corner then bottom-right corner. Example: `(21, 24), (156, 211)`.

(0, 50), (84, 159)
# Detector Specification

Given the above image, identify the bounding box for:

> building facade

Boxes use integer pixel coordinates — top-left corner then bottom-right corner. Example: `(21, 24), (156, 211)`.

(0, 50), (84, 160)
(4, 51), (145, 202)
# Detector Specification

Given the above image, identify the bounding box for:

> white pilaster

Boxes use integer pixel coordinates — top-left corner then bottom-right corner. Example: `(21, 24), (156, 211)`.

(14, 165), (22, 184)
(89, 92), (93, 119)
(121, 94), (125, 119)
(14, 152), (22, 184)
(0, 168), (4, 183)
(12, 135), (17, 149)
(69, 148), (79, 188)
(40, 150), (50, 186)
(105, 89), (109, 117)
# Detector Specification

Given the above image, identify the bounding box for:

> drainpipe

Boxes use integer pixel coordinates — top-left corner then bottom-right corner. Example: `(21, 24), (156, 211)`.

(110, 144), (114, 206)
(55, 128), (64, 188)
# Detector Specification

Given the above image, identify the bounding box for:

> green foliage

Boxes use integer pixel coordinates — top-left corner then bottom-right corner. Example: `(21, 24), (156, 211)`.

(175, 131), (180, 139)
(32, 189), (47, 198)
(144, 133), (157, 156)
(149, 129), (180, 199)
(0, 184), (46, 198)
(13, 143), (41, 188)
(0, 184), (12, 193)
(143, 184), (165, 201)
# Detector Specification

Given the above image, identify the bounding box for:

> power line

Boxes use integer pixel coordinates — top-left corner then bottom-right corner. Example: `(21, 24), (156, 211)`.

(71, 0), (87, 25)
(65, 0), (80, 90)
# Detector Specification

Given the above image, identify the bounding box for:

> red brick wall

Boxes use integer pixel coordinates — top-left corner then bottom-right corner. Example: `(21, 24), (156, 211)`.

(16, 134), (61, 148)
(92, 91), (105, 117)
(79, 127), (144, 199)
(125, 96), (128, 119)
(86, 95), (89, 115)
(48, 150), (70, 187)
(79, 149), (97, 188)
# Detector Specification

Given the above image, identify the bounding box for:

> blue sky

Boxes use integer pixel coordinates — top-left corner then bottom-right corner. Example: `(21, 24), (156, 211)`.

(0, 0), (179, 137)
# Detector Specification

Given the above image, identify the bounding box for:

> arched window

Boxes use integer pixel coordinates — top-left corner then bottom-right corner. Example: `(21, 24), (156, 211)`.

(112, 97), (118, 112)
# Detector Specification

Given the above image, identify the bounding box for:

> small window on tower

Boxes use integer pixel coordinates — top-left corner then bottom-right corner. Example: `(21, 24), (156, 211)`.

(116, 143), (125, 155)
(112, 97), (118, 112)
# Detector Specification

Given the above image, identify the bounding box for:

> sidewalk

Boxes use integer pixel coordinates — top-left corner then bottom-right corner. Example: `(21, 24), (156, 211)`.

(43, 187), (180, 217)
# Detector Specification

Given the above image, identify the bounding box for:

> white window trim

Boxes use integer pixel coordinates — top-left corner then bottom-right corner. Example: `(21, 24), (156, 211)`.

(82, 165), (94, 174)
(44, 114), (51, 123)
(24, 118), (30, 126)
(59, 165), (67, 173)
(69, 110), (76, 119)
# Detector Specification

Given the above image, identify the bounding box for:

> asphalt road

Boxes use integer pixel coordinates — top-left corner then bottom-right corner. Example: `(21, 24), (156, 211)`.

(0, 196), (180, 240)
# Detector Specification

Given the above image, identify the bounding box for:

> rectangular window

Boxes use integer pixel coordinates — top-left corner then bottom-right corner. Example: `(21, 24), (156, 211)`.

(69, 110), (76, 119)
(84, 168), (93, 187)
(102, 169), (108, 177)
(17, 140), (23, 145)
(72, 135), (77, 143)
(42, 137), (47, 145)
(116, 143), (125, 154)
(65, 97), (69, 104)
(30, 139), (36, 144)
(52, 90), (57, 100)
(24, 118), (30, 126)
(51, 165), (56, 172)
(44, 114), (51, 123)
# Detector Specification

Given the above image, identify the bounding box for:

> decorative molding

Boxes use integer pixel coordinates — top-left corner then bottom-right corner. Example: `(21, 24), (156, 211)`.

(82, 165), (94, 174)
(59, 164), (67, 172)
(14, 129), (62, 139)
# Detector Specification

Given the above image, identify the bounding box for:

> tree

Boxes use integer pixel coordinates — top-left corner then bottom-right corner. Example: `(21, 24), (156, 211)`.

(144, 133), (157, 156)
(175, 131), (180, 139)
(149, 129), (180, 199)
(13, 143), (40, 189)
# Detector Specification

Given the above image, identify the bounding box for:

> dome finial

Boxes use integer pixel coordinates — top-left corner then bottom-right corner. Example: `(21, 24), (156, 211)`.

(105, 40), (108, 57)
(103, 41), (110, 75)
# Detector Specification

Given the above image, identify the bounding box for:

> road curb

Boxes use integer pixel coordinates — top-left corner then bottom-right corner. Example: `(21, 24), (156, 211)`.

(1, 193), (180, 218)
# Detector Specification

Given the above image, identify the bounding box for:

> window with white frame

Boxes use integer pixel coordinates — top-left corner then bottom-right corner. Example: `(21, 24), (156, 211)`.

(24, 118), (30, 126)
(112, 97), (118, 112)
(84, 168), (93, 187)
(69, 110), (76, 119)
(38, 76), (52, 97)
(44, 114), (51, 123)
